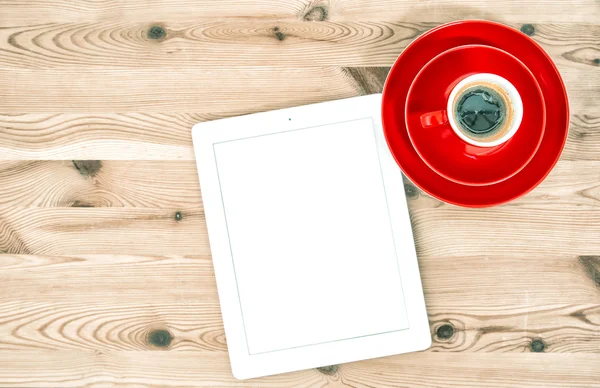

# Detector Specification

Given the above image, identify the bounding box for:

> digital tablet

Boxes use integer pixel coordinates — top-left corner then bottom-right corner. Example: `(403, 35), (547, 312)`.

(192, 94), (430, 379)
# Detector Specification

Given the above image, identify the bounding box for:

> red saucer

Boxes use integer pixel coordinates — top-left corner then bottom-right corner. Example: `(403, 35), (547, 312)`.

(405, 45), (545, 186)
(382, 21), (569, 207)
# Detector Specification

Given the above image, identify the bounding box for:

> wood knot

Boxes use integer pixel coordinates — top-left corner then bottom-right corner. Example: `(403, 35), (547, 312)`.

(148, 25), (166, 40)
(304, 6), (328, 21)
(520, 24), (535, 36)
(71, 200), (94, 208)
(404, 183), (419, 200)
(72, 160), (102, 177)
(175, 211), (182, 221)
(530, 338), (546, 352)
(579, 256), (600, 287)
(594, 58), (600, 66)
(436, 324), (454, 340)
(273, 27), (285, 41)
(316, 365), (338, 375)
(148, 329), (172, 348)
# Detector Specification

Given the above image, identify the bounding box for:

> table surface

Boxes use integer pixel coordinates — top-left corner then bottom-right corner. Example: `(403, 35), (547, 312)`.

(0, 0), (599, 387)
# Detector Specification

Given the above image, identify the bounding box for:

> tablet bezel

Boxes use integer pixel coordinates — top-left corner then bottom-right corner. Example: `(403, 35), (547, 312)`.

(192, 94), (430, 379)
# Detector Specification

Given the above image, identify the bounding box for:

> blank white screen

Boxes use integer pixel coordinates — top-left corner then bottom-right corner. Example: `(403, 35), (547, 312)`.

(213, 118), (409, 354)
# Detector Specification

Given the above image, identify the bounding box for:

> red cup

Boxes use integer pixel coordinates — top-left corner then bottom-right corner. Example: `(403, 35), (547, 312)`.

(404, 44), (546, 187)
(381, 20), (569, 207)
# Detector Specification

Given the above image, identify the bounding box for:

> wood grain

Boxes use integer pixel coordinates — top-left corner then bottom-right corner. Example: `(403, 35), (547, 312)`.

(0, 110), (209, 160)
(0, 255), (220, 305)
(0, 254), (597, 307)
(1, 0), (598, 23)
(0, 208), (208, 255)
(0, 161), (599, 209)
(0, 113), (208, 160)
(0, 160), (202, 207)
(0, 352), (598, 387)
(0, 65), (596, 113)
(0, 300), (598, 353)
(1, 0), (599, 385)
(0, 253), (598, 356)
(0, 21), (597, 69)
(0, 67), (361, 113)
(0, 195), (599, 257)
(0, 20), (427, 69)
(410, 207), (600, 259)
(0, 113), (600, 161)
(1, 113), (599, 161)
(0, 161), (599, 257)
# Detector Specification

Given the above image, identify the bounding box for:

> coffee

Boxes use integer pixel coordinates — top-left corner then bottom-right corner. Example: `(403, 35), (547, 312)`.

(451, 81), (513, 143)
(419, 73), (523, 147)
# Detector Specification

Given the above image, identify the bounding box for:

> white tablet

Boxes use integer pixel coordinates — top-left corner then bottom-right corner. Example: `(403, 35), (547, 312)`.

(192, 94), (430, 379)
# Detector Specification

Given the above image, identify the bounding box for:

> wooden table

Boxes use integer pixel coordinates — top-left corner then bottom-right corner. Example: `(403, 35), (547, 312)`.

(0, 0), (599, 386)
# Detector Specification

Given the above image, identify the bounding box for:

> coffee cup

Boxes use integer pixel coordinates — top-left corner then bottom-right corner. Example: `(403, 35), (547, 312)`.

(419, 73), (523, 147)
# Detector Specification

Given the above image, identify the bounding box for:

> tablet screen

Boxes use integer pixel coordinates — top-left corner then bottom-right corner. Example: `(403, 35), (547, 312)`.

(213, 118), (409, 354)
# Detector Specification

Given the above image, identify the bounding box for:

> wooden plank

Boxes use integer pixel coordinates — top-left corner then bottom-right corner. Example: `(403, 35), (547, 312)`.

(0, 67), (364, 113)
(0, 300), (598, 353)
(0, 300), (225, 352)
(1, 0), (598, 23)
(0, 21), (597, 69)
(0, 20), (422, 69)
(0, 255), (220, 304)
(0, 160), (598, 210)
(0, 254), (597, 307)
(0, 113), (227, 161)
(0, 299), (599, 354)
(410, 206), (600, 259)
(0, 160), (202, 207)
(0, 351), (597, 387)
(0, 208), (208, 256)
(567, 114), (600, 161)
(0, 113), (597, 161)
(0, 0), (307, 23)
(0, 253), (598, 353)
(0, 167), (599, 256)
(0, 66), (594, 113)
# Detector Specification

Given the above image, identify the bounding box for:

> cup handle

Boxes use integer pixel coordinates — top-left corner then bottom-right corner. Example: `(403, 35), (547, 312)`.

(420, 110), (448, 128)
